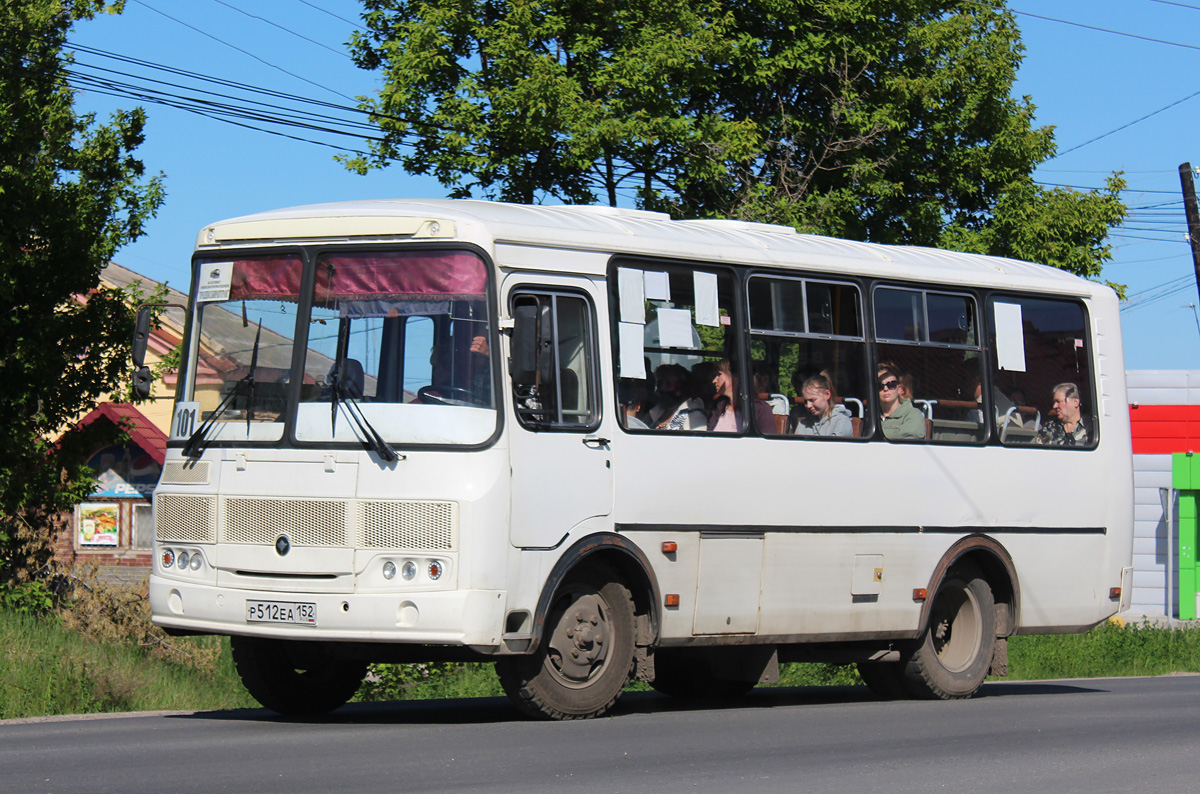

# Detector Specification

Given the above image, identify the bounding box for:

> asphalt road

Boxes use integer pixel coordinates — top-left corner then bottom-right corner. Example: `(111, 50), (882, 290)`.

(3, 676), (1199, 794)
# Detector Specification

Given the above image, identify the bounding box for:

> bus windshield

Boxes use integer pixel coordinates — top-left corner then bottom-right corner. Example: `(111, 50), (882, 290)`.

(188, 249), (496, 448)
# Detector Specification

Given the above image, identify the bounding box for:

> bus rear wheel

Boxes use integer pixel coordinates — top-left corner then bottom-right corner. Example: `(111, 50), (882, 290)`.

(903, 564), (996, 700)
(497, 568), (635, 720)
(231, 636), (367, 717)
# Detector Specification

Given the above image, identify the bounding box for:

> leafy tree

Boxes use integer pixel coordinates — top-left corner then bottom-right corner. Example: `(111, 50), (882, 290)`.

(0, 0), (165, 587)
(347, 0), (1125, 281)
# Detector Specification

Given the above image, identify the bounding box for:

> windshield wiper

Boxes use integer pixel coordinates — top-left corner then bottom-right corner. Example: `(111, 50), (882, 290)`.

(183, 321), (262, 458)
(328, 318), (399, 463)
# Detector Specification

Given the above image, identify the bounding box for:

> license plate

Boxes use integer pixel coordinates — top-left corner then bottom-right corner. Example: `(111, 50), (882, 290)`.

(246, 600), (317, 626)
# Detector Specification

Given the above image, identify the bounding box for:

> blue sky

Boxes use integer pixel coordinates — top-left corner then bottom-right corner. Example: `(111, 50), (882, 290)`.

(69, 1), (1200, 371)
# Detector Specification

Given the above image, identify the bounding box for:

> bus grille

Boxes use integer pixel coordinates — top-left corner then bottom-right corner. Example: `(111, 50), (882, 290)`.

(160, 461), (211, 485)
(358, 500), (457, 550)
(221, 498), (347, 547)
(156, 494), (217, 543)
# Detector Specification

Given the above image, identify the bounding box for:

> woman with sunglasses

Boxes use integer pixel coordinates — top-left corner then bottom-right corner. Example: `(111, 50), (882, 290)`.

(877, 362), (925, 440)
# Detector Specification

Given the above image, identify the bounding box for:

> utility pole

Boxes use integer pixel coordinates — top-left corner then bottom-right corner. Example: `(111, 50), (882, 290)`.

(1179, 163), (1200, 308)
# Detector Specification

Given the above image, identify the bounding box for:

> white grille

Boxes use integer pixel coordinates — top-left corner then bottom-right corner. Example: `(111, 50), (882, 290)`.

(156, 494), (216, 542)
(221, 498), (347, 547)
(160, 461), (211, 485)
(357, 500), (457, 551)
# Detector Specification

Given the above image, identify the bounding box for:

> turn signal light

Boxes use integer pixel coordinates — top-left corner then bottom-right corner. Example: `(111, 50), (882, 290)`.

(1109, 587), (1121, 600)
(913, 588), (928, 601)
(662, 542), (677, 554)
(665, 594), (680, 607)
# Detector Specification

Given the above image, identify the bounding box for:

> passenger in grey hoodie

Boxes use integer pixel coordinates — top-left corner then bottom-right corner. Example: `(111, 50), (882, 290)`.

(794, 374), (854, 437)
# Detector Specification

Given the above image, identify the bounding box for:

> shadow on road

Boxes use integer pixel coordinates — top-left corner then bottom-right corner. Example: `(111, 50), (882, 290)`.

(168, 678), (1106, 726)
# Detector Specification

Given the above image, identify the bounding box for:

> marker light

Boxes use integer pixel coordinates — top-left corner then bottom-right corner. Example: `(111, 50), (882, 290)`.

(177, 551), (190, 570)
(665, 594), (680, 607)
(189, 554), (202, 571)
(161, 548), (175, 568)
(913, 588), (928, 601)
(662, 542), (678, 554)
(1110, 587), (1122, 600)
(428, 560), (443, 581)
(382, 561), (397, 580)
(401, 561), (417, 581)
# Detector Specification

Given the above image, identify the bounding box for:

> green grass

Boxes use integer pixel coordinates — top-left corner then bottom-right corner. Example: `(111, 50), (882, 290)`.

(0, 609), (256, 720)
(6, 611), (1200, 721)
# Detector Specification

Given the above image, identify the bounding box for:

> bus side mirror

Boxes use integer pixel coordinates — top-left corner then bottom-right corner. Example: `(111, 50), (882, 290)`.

(132, 305), (153, 368)
(511, 303), (540, 389)
(133, 366), (153, 399)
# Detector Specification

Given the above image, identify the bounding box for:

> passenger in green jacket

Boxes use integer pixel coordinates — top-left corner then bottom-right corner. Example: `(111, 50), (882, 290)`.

(877, 362), (926, 440)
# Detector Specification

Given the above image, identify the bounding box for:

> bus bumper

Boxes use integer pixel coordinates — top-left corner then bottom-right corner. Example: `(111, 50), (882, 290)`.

(149, 575), (507, 649)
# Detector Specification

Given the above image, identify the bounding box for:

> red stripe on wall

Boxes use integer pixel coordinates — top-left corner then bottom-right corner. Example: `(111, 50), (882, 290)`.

(1130, 404), (1200, 454)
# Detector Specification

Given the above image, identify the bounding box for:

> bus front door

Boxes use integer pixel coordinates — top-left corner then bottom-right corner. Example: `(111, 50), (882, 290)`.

(507, 280), (613, 548)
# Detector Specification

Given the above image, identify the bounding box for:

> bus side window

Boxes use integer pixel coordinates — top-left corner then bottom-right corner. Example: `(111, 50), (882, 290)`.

(749, 276), (868, 438)
(510, 291), (599, 429)
(988, 296), (1095, 447)
(874, 287), (985, 445)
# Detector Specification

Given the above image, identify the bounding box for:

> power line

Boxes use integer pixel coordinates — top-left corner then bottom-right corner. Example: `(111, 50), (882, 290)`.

(293, 0), (366, 32)
(207, 0), (351, 59)
(129, 0), (354, 102)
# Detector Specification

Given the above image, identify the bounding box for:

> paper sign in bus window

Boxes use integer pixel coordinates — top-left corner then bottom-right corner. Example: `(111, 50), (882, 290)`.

(694, 271), (719, 326)
(994, 302), (1026, 372)
(619, 322), (646, 378)
(657, 308), (693, 349)
(197, 262), (234, 302)
(618, 268), (645, 324)
(644, 270), (670, 302)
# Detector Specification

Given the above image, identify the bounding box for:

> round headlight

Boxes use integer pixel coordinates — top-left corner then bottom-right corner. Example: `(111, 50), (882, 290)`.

(401, 560), (417, 581)
(177, 551), (190, 570)
(189, 553), (202, 571)
(428, 560), (443, 581)
(161, 548), (175, 568)
(382, 560), (396, 580)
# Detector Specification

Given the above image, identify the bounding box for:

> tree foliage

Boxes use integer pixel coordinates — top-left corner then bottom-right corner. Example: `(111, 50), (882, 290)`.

(348, 0), (1125, 281)
(0, 0), (165, 585)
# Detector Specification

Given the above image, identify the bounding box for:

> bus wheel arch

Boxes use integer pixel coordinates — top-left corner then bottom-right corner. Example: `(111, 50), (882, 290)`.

(923, 535), (1020, 640)
(497, 534), (660, 720)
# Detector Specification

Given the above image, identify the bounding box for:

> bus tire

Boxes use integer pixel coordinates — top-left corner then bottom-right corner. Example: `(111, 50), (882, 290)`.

(231, 636), (367, 717)
(497, 568), (635, 720)
(650, 648), (756, 699)
(903, 564), (996, 700)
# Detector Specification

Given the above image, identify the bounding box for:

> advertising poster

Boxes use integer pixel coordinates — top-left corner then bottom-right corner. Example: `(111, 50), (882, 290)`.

(78, 503), (119, 547)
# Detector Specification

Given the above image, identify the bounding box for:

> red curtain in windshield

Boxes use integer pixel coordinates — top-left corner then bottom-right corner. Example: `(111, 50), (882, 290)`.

(315, 251), (487, 302)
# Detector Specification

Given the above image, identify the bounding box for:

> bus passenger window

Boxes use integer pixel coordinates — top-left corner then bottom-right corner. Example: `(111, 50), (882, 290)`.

(874, 287), (985, 444)
(748, 275), (868, 438)
(612, 264), (739, 434)
(988, 296), (1095, 448)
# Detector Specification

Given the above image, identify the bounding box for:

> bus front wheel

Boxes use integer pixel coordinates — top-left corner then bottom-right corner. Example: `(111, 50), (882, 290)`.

(231, 636), (367, 717)
(904, 564), (996, 700)
(497, 568), (635, 720)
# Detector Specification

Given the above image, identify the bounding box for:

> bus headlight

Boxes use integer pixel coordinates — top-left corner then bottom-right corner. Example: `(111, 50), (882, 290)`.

(382, 560), (397, 580)
(177, 551), (190, 570)
(401, 560), (417, 581)
(189, 554), (203, 572)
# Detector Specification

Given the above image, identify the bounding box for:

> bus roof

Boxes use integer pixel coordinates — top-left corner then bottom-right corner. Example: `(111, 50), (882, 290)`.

(197, 199), (1109, 299)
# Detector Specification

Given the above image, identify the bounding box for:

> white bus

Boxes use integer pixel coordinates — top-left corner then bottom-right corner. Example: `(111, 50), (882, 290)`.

(135, 200), (1134, 719)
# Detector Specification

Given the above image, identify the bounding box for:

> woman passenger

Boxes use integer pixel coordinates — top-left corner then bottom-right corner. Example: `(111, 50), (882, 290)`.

(794, 374), (853, 437)
(707, 359), (775, 433)
(648, 363), (707, 431)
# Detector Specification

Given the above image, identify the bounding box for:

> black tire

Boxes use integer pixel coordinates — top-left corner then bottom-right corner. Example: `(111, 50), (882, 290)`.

(231, 636), (367, 717)
(497, 568), (635, 720)
(650, 648), (757, 699)
(903, 564), (996, 700)
(856, 660), (911, 700)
